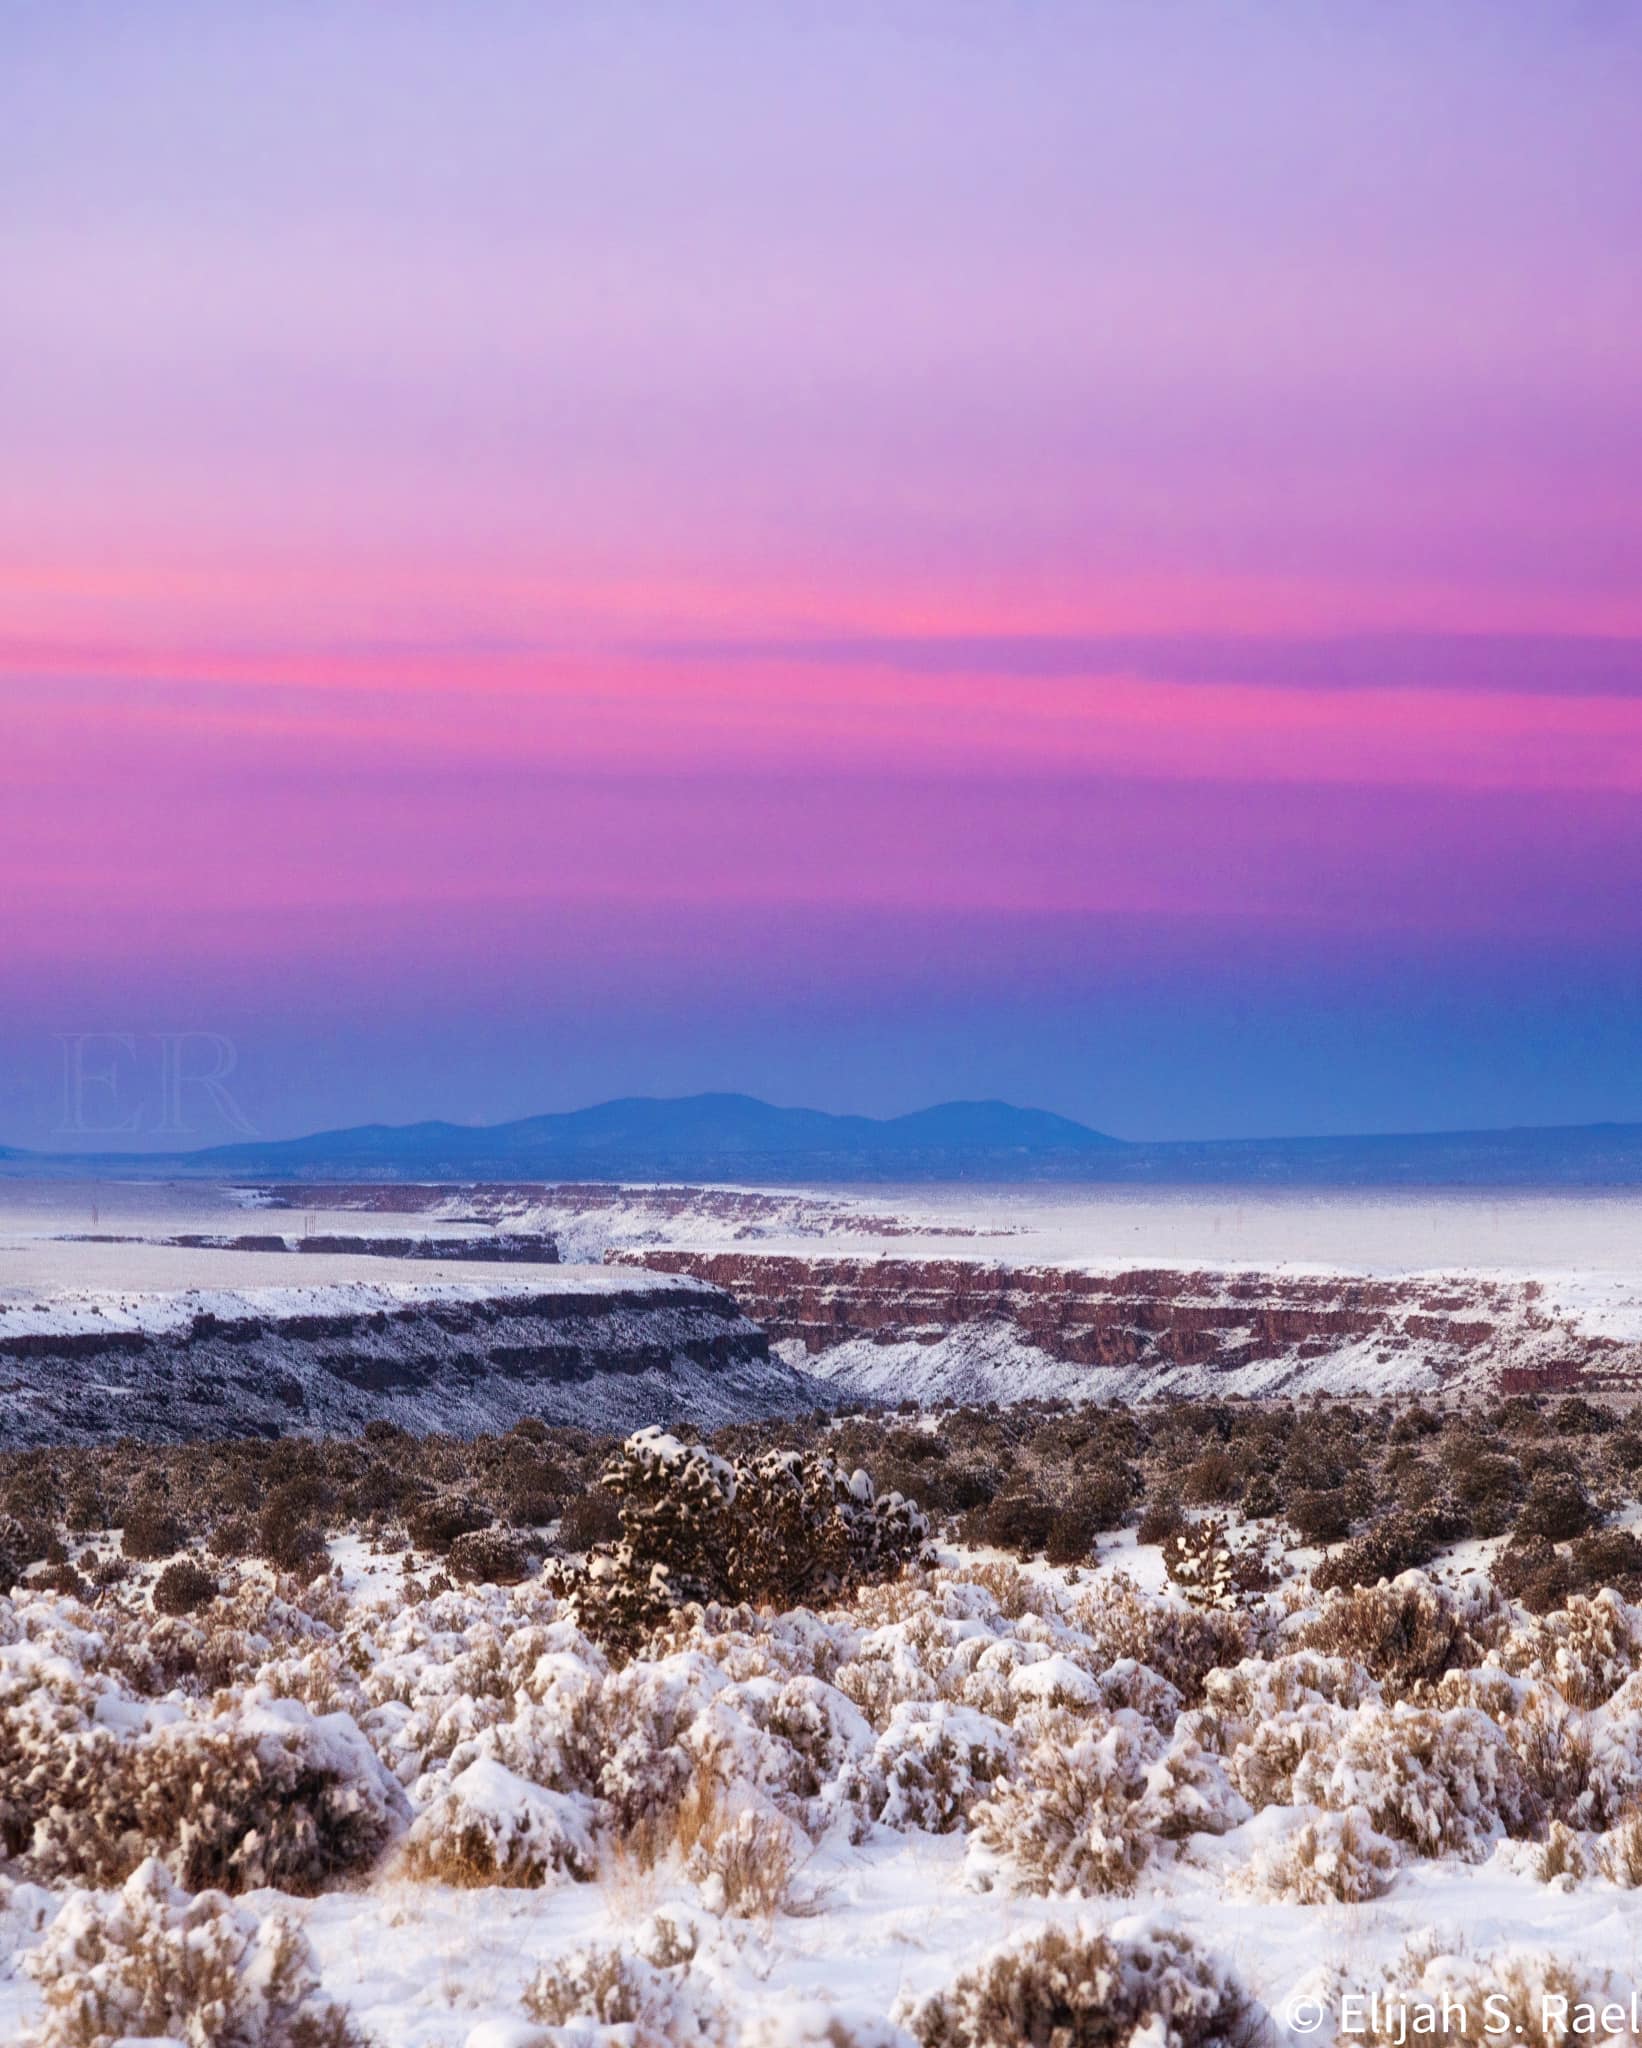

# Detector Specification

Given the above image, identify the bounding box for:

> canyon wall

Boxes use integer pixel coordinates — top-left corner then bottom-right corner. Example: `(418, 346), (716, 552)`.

(607, 1251), (1633, 1402)
(0, 1276), (816, 1446)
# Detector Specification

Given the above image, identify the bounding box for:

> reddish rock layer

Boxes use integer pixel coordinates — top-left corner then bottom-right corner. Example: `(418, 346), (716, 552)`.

(607, 1252), (1603, 1386)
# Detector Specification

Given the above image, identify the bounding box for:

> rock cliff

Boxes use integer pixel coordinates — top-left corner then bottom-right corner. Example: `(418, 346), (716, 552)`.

(0, 1272), (818, 1446)
(606, 1251), (1631, 1402)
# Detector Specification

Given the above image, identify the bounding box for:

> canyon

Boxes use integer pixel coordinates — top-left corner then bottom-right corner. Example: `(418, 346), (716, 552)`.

(7, 1178), (1642, 1439)
(606, 1249), (1633, 1402)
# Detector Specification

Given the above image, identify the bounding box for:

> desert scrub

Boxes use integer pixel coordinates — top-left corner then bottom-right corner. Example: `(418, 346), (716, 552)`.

(1162, 1518), (1273, 1612)
(22, 1854), (367, 2048)
(1290, 1700), (1539, 1858)
(1291, 1574), (1500, 1699)
(120, 1502), (187, 1562)
(1233, 1807), (1399, 1903)
(969, 1710), (1158, 1895)
(445, 1525), (532, 1584)
(10, 1689), (407, 1893)
(567, 1427), (929, 1652)
(401, 1756), (598, 1887)
(897, 1918), (1268, 2048)
(151, 1556), (218, 1616)
(521, 1940), (724, 2047)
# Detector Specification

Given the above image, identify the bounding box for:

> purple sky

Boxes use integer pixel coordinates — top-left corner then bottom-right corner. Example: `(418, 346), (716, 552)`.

(3, 4), (1641, 1147)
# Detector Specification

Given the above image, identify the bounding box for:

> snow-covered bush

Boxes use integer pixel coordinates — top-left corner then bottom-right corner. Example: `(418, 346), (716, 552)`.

(1233, 1806), (1399, 1903)
(1223, 1702), (1340, 1811)
(1598, 1812), (1642, 1886)
(1162, 1519), (1272, 1612)
(1137, 1724), (1250, 1840)
(14, 1689), (406, 1893)
(568, 1429), (929, 1654)
(968, 1709), (1158, 1895)
(402, 1756), (598, 1886)
(1360, 1944), (1613, 2048)
(897, 1917), (1268, 2048)
(1533, 1819), (1596, 1888)
(446, 1527), (533, 1584)
(520, 1942), (724, 2047)
(1291, 1701), (1538, 1858)
(760, 1673), (876, 1815)
(1068, 1576), (1254, 1703)
(151, 1556), (218, 1616)
(969, 1707), (1245, 1897)
(1293, 1575), (1498, 1699)
(1494, 1591), (1642, 1709)
(850, 1701), (1015, 1835)
(22, 1855), (365, 2048)
(684, 1799), (803, 1918)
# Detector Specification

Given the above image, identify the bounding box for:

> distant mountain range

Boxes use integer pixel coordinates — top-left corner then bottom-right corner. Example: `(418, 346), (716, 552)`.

(10, 1093), (1642, 1186)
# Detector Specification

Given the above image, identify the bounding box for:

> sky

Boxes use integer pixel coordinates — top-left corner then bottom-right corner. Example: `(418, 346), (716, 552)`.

(3, 1), (1641, 1148)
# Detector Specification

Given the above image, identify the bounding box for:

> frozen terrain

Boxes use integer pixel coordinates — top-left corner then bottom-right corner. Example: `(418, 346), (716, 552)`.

(0, 1186), (820, 1445)
(8, 1493), (1642, 2046)
(560, 1183), (1642, 1405)
(9, 1178), (1642, 1437)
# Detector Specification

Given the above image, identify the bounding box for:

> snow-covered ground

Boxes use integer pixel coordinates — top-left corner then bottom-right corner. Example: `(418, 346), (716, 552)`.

(0, 1241), (682, 1345)
(9, 1515), (1642, 2048)
(11, 1177), (1642, 1419)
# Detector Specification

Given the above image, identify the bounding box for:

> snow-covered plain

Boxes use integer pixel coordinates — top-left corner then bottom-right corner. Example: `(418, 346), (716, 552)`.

(13, 1177), (1642, 1414)
(9, 1522), (1642, 2047)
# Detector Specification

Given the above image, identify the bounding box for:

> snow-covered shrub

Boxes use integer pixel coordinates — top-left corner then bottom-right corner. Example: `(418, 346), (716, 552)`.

(0, 1516), (48, 1594)
(1436, 1673), (1642, 1833)
(1201, 1649), (1376, 1750)
(402, 1757), (598, 1886)
(446, 1527), (532, 1584)
(1162, 1518), (1272, 1611)
(1494, 1591), (1642, 1709)
(1310, 1508), (1449, 1593)
(1233, 1806), (1398, 1903)
(968, 1709), (1159, 1895)
(1361, 1945), (1612, 2048)
(1479, 1681), (1607, 1826)
(18, 1689), (406, 1893)
(1533, 1819), (1595, 1888)
(1293, 1574), (1497, 1699)
(969, 1706), (1244, 1897)
(22, 1854), (366, 2048)
(1515, 1470), (1597, 1543)
(1068, 1576), (1254, 1703)
(406, 1491), (492, 1554)
(1291, 1701), (1539, 1858)
(1223, 1702), (1340, 1810)
(1097, 1658), (1185, 1734)
(850, 1701), (1014, 1835)
(685, 1799), (803, 1918)
(1136, 1725), (1250, 1841)
(255, 1487), (328, 1575)
(569, 1429), (929, 1655)
(1598, 1813), (1642, 1886)
(761, 1673), (876, 1814)
(946, 1558), (1059, 1622)
(121, 1502), (186, 1562)
(521, 1942), (723, 2047)
(897, 1917), (1268, 2048)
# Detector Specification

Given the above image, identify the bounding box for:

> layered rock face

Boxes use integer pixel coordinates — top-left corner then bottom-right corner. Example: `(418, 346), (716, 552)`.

(66, 1230), (562, 1263)
(0, 1276), (816, 1446)
(607, 1251), (1625, 1401)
